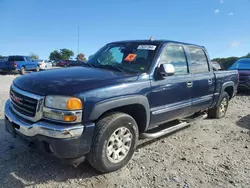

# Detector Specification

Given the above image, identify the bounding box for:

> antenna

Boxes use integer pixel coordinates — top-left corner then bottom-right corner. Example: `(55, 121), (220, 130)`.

(77, 25), (79, 55)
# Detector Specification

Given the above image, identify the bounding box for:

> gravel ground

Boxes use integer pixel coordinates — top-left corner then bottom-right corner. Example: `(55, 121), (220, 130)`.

(0, 74), (250, 188)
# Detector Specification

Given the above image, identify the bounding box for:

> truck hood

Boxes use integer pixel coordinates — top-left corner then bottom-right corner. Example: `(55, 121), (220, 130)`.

(13, 67), (139, 96)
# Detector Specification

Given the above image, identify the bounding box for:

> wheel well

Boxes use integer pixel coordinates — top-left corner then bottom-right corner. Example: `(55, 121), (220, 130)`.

(100, 104), (147, 133)
(224, 86), (234, 99)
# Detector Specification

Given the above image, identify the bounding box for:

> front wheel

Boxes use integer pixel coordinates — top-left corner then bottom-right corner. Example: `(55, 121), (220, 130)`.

(20, 67), (25, 75)
(36, 66), (40, 72)
(208, 92), (229, 119)
(87, 112), (138, 173)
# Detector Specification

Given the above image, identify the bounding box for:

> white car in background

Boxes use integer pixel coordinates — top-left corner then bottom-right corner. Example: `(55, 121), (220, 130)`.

(37, 60), (53, 70)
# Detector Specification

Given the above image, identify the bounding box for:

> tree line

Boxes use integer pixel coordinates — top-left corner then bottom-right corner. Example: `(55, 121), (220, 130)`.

(49, 49), (86, 61)
(212, 53), (250, 70)
(28, 48), (87, 62)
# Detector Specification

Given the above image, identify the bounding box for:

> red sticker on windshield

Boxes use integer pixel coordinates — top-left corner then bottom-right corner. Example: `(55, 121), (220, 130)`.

(125, 54), (137, 62)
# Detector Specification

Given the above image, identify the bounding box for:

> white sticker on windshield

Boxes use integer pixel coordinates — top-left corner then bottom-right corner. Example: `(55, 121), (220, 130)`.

(137, 45), (157, 50)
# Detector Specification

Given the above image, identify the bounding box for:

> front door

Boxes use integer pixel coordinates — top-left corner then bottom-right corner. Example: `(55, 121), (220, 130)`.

(148, 44), (193, 127)
(185, 46), (215, 112)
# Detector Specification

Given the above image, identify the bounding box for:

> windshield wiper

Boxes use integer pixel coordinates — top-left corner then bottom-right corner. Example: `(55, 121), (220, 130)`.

(83, 61), (95, 68)
(99, 64), (126, 73)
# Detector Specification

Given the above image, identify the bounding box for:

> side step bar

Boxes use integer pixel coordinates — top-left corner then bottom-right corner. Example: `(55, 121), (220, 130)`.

(182, 113), (208, 123)
(141, 122), (190, 139)
(141, 112), (207, 139)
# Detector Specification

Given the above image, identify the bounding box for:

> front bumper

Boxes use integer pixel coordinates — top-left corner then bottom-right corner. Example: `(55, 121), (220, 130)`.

(4, 99), (95, 159)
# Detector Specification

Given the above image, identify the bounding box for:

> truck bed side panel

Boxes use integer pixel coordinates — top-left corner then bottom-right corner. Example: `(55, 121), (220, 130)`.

(210, 70), (238, 108)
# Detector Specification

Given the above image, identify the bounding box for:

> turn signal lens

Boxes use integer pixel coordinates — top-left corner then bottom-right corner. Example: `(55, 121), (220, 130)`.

(66, 98), (82, 110)
(64, 115), (77, 122)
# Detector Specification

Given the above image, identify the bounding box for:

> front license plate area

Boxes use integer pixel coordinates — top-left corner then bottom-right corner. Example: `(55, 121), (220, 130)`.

(5, 118), (16, 137)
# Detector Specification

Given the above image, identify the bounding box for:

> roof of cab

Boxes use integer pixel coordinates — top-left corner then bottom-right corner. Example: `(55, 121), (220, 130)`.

(109, 39), (204, 48)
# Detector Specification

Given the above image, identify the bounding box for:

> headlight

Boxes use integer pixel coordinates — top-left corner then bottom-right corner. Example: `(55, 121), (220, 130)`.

(45, 96), (82, 110)
(44, 96), (83, 123)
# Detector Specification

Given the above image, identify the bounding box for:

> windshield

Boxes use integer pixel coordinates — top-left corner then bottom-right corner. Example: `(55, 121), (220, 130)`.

(229, 59), (250, 70)
(87, 42), (159, 73)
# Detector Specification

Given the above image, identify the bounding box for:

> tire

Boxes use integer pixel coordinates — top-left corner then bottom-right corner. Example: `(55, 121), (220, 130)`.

(87, 112), (139, 173)
(20, 67), (25, 75)
(36, 66), (40, 72)
(208, 92), (229, 119)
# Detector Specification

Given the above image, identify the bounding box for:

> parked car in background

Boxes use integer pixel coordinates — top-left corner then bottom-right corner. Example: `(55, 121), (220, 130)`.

(229, 58), (250, 90)
(0, 56), (8, 63)
(4, 40), (238, 173)
(67, 60), (86, 67)
(37, 60), (53, 70)
(51, 60), (57, 67)
(0, 55), (39, 74)
(56, 60), (74, 67)
(211, 61), (221, 70)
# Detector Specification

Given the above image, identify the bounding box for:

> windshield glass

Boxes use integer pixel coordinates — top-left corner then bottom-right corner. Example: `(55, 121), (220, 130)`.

(87, 42), (159, 73)
(229, 59), (250, 70)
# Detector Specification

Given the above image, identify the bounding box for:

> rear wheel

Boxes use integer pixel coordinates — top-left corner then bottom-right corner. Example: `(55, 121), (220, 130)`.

(36, 65), (40, 72)
(20, 67), (25, 75)
(87, 112), (138, 173)
(208, 92), (229, 119)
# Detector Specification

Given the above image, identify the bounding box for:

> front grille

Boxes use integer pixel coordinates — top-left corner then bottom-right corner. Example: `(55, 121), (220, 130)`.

(10, 87), (38, 117)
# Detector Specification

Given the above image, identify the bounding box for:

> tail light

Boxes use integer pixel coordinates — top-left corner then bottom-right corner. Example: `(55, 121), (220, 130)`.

(14, 62), (17, 67)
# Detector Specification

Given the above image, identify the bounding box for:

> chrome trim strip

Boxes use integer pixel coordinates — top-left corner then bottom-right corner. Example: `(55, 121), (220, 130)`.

(152, 102), (191, 115)
(192, 94), (213, 105)
(151, 94), (214, 115)
(5, 99), (86, 139)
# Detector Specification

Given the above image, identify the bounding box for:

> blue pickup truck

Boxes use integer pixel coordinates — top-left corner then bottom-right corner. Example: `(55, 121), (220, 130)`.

(0, 55), (39, 74)
(4, 40), (238, 173)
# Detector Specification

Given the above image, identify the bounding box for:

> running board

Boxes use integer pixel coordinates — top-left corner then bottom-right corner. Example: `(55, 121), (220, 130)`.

(141, 122), (190, 139)
(182, 113), (208, 123)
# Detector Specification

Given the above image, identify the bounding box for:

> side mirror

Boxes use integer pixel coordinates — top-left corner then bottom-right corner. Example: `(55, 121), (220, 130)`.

(159, 63), (175, 76)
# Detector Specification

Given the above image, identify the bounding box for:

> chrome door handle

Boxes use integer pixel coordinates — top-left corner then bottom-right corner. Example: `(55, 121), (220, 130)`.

(187, 81), (193, 88)
(208, 79), (212, 84)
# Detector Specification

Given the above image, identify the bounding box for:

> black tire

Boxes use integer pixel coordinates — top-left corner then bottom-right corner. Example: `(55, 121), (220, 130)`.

(87, 112), (139, 173)
(20, 67), (25, 75)
(36, 66), (40, 72)
(208, 92), (229, 119)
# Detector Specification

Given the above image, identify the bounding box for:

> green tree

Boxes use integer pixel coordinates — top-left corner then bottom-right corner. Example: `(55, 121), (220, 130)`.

(49, 50), (61, 61)
(76, 53), (86, 61)
(60, 49), (74, 60)
(243, 53), (250, 58)
(30, 53), (39, 60)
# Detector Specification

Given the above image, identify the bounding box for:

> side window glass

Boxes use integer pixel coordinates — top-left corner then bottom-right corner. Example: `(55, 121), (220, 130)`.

(188, 47), (209, 73)
(160, 44), (188, 75)
(25, 57), (31, 62)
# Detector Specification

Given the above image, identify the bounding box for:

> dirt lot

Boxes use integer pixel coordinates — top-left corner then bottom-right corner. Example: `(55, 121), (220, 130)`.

(0, 74), (250, 188)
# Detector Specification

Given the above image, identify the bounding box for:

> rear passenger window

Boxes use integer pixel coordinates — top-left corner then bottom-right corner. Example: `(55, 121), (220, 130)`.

(8, 56), (24, 61)
(188, 47), (209, 73)
(160, 44), (188, 75)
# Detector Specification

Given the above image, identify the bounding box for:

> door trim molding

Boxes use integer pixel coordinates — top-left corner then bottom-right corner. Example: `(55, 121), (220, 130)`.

(151, 101), (191, 115)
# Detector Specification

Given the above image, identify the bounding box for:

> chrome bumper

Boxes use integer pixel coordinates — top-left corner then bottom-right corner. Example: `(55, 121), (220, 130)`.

(4, 99), (86, 139)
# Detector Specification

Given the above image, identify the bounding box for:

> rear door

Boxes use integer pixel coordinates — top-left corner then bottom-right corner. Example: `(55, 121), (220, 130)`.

(186, 46), (215, 112)
(148, 43), (193, 126)
(25, 57), (33, 70)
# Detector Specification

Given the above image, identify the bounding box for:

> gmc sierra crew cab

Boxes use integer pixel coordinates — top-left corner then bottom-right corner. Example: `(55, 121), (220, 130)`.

(4, 40), (238, 173)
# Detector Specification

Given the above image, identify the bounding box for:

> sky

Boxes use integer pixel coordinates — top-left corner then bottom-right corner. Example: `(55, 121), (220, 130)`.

(0, 0), (250, 59)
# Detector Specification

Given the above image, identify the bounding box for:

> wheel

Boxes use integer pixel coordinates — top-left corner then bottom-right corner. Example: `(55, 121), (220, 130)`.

(87, 112), (138, 173)
(36, 66), (40, 72)
(208, 92), (229, 119)
(20, 67), (25, 75)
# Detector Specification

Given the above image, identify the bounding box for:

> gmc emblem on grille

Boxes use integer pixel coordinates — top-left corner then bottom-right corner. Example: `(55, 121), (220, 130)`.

(11, 93), (22, 104)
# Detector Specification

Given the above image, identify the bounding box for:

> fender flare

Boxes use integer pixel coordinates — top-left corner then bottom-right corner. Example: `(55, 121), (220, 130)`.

(89, 95), (150, 129)
(217, 81), (235, 106)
